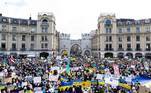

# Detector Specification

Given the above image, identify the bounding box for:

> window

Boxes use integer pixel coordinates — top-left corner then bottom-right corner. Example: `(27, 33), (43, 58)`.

(41, 43), (44, 48)
(12, 34), (16, 41)
(106, 36), (108, 42)
(45, 43), (48, 48)
(109, 36), (112, 42)
(45, 36), (48, 41)
(136, 43), (141, 50)
(136, 35), (140, 41)
(41, 36), (44, 41)
(12, 43), (16, 49)
(127, 27), (131, 32)
(105, 44), (108, 50)
(1, 43), (6, 49)
(127, 36), (131, 42)
(31, 35), (34, 41)
(127, 44), (131, 50)
(105, 19), (112, 27)
(12, 27), (17, 31)
(146, 43), (150, 50)
(1, 34), (6, 40)
(109, 44), (112, 50)
(145, 26), (150, 32)
(105, 28), (112, 33)
(22, 35), (26, 41)
(118, 28), (122, 33)
(21, 43), (25, 49)
(106, 36), (112, 42)
(136, 27), (140, 32)
(118, 36), (122, 42)
(146, 36), (150, 41)
(42, 27), (48, 32)
(31, 28), (36, 32)
(30, 43), (34, 49)
(2, 25), (6, 31)
(119, 44), (122, 49)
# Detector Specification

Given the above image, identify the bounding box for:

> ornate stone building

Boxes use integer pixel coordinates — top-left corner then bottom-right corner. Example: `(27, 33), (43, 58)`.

(59, 33), (91, 57)
(91, 13), (151, 59)
(0, 12), (59, 57)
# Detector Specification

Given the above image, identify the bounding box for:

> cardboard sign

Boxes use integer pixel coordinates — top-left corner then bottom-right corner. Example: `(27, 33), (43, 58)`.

(33, 77), (41, 84)
(96, 74), (104, 80)
(49, 75), (59, 81)
(0, 72), (4, 77)
(22, 82), (27, 87)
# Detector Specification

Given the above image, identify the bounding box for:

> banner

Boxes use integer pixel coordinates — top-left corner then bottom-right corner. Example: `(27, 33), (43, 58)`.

(105, 77), (119, 87)
(82, 81), (91, 87)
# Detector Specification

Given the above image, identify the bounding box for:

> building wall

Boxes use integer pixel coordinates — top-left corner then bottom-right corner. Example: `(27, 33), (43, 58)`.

(0, 12), (59, 57)
(91, 13), (151, 58)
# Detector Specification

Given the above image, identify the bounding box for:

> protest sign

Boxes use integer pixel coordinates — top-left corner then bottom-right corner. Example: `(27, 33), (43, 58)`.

(33, 77), (41, 84)
(22, 82), (27, 87)
(49, 74), (59, 81)
(96, 74), (104, 80)
(0, 72), (4, 77)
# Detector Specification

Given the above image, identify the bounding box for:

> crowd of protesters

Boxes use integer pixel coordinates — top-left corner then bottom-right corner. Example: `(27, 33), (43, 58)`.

(0, 55), (150, 93)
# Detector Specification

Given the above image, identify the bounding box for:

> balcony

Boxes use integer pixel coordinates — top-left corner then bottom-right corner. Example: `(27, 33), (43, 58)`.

(104, 48), (114, 51)
(10, 48), (17, 51)
(126, 48), (133, 51)
(135, 48), (142, 51)
(0, 48), (7, 51)
(117, 48), (124, 51)
(146, 48), (151, 51)
(20, 48), (26, 51)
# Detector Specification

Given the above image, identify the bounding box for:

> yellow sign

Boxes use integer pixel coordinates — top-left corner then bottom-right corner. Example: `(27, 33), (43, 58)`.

(82, 81), (91, 87)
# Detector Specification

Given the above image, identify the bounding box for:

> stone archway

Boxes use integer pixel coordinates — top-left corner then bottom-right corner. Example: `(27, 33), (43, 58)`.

(70, 44), (82, 57)
(117, 52), (124, 58)
(40, 52), (49, 58)
(135, 53), (143, 58)
(126, 52), (133, 59)
(84, 50), (91, 57)
(145, 53), (151, 59)
(104, 52), (114, 58)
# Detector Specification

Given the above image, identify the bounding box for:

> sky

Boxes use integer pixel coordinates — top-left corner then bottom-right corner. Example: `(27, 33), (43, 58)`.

(0, 0), (151, 39)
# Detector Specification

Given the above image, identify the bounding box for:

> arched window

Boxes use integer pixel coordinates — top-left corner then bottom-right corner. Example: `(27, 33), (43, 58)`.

(105, 19), (111, 25)
(42, 19), (48, 23)
(41, 19), (49, 32)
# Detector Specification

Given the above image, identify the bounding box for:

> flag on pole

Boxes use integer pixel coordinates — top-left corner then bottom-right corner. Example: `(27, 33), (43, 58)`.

(66, 58), (70, 74)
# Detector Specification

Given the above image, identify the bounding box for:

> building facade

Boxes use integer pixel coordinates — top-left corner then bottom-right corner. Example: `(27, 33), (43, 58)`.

(59, 33), (91, 57)
(0, 12), (59, 57)
(91, 13), (151, 59)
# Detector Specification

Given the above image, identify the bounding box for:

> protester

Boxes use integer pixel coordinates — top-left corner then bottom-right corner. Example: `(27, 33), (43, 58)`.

(0, 55), (151, 92)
